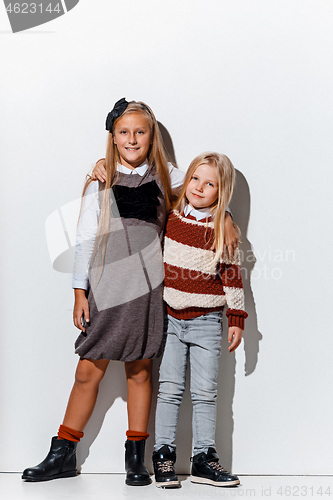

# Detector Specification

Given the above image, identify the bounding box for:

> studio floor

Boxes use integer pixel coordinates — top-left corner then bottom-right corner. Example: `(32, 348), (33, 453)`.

(1, 473), (332, 499)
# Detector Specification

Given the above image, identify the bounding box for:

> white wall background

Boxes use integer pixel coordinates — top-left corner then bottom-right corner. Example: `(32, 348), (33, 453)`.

(1, 0), (333, 475)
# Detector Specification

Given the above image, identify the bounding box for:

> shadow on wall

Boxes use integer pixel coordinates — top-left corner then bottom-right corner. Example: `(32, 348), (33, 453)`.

(231, 170), (262, 377)
(77, 127), (262, 475)
(216, 169), (262, 472)
(158, 122), (178, 166)
(76, 362), (128, 469)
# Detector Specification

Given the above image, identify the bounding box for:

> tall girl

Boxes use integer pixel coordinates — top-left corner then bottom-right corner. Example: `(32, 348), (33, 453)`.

(22, 98), (180, 486)
(152, 152), (248, 488)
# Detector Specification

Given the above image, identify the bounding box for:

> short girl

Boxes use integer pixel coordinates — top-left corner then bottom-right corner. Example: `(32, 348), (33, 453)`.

(152, 152), (248, 488)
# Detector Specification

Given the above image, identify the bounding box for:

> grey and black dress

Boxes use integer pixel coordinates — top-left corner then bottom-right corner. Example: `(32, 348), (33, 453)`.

(73, 165), (169, 362)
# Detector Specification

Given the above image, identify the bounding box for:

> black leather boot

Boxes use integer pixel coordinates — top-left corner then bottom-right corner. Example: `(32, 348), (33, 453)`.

(152, 445), (180, 488)
(22, 437), (77, 482)
(125, 439), (151, 486)
(190, 447), (240, 487)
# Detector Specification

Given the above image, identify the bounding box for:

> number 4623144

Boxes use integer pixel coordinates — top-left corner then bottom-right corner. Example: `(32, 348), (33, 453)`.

(277, 486), (331, 496)
(6, 3), (62, 14)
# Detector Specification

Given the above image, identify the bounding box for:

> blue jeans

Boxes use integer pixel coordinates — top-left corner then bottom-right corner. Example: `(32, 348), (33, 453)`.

(154, 312), (223, 455)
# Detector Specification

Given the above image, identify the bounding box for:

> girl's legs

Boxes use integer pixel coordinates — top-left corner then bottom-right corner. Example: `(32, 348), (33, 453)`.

(188, 313), (222, 455)
(188, 314), (240, 486)
(124, 359), (153, 486)
(22, 358), (109, 482)
(153, 319), (188, 488)
(189, 338), (221, 455)
(62, 358), (110, 432)
(125, 359), (153, 432)
(154, 322), (188, 452)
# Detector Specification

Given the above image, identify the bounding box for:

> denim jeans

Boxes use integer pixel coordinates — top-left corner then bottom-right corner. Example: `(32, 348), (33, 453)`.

(154, 312), (223, 455)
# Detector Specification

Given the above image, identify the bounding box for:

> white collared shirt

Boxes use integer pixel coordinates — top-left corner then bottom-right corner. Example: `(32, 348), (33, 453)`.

(183, 204), (212, 221)
(116, 161), (148, 176)
(72, 161), (185, 290)
(116, 161), (184, 189)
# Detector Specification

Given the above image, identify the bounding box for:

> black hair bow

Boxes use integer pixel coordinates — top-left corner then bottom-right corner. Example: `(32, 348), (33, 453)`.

(105, 98), (129, 132)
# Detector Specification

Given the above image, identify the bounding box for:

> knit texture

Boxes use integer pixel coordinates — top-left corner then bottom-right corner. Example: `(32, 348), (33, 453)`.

(57, 425), (84, 442)
(126, 430), (150, 441)
(163, 211), (248, 328)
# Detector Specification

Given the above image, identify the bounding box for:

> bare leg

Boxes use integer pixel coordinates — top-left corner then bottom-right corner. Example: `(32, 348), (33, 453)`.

(62, 358), (110, 431)
(125, 359), (153, 432)
(21, 358), (109, 482)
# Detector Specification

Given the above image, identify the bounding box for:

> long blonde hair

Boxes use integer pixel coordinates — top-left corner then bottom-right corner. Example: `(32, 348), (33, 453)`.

(104, 101), (172, 207)
(81, 101), (173, 272)
(174, 152), (236, 267)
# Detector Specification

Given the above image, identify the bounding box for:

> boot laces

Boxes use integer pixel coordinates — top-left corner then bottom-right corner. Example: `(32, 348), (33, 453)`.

(207, 461), (226, 472)
(157, 460), (174, 473)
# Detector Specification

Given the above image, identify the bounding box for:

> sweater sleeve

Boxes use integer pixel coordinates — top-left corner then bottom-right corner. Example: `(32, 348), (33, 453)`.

(219, 248), (248, 329)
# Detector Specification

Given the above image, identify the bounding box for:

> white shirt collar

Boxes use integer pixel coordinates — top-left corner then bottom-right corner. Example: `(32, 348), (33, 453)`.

(116, 160), (149, 176)
(184, 204), (212, 221)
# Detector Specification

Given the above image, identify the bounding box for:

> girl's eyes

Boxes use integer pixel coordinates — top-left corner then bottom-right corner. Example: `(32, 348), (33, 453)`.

(191, 176), (215, 187)
(119, 130), (145, 134)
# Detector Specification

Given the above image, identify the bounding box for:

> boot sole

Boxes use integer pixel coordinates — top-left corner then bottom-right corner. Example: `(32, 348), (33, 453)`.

(22, 470), (77, 482)
(125, 477), (152, 486)
(155, 480), (180, 488)
(190, 475), (240, 487)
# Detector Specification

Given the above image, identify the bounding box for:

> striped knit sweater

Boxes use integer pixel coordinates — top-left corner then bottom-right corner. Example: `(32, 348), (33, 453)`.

(163, 210), (248, 329)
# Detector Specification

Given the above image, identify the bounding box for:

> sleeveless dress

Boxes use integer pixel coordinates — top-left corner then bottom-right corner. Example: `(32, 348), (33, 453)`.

(74, 167), (167, 362)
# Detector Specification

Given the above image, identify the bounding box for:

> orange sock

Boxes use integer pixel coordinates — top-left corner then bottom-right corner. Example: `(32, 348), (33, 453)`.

(126, 430), (149, 441)
(57, 424), (84, 442)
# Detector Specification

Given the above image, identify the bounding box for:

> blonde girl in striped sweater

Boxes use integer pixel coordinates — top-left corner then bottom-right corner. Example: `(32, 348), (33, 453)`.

(152, 152), (248, 489)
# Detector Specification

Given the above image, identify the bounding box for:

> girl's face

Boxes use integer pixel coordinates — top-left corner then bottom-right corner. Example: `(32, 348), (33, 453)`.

(186, 163), (219, 210)
(113, 112), (152, 170)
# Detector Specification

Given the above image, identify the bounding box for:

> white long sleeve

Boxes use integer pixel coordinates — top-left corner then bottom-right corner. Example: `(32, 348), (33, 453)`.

(168, 163), (185, 191)
(72, 181), (100, 290)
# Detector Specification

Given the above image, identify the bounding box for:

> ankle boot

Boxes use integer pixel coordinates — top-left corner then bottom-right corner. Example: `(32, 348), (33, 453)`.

(125, 439), (151, 486)
(190, 447), (240, 487)
(22, 437), (77, 482)
(152, 445), (179, 488)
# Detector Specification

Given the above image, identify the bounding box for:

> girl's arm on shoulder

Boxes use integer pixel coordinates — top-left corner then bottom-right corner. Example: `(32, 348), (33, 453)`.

(91, 162), (236, 254)
(91, 160), (187, 192)
(91, 158), (107, 183)
(168, 163), (185, 194)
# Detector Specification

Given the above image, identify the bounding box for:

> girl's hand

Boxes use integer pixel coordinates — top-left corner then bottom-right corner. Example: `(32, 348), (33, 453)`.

(228, 326), (243, 352)
(224, 213), (239, 259)
(91, 158), (107, 183)
(73, 289), (90, 332)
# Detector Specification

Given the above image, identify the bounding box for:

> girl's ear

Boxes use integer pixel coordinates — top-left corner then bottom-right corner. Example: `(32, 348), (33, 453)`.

(113, 134), (117, 145)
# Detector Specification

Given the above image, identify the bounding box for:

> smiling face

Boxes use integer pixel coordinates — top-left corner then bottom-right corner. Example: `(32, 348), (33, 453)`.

(185, 163), (219, 210)
(113, 112), (152, 170)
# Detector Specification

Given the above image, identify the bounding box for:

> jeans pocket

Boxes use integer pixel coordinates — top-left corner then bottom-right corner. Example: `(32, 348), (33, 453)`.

(200, 312), (223, 323)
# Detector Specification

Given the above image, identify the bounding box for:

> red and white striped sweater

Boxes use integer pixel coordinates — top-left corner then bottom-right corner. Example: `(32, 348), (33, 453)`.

(163, 210), (248, 329)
